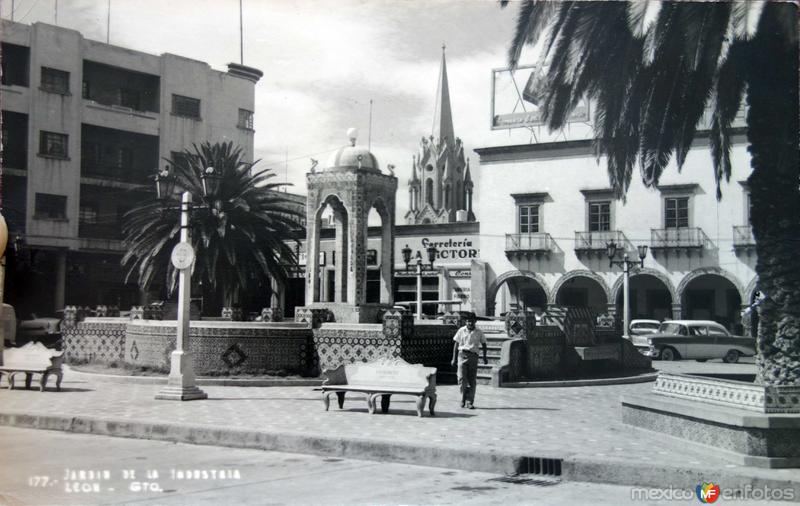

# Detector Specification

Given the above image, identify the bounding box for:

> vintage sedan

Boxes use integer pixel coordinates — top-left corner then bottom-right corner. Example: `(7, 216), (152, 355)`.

(632, 320), (755, 363)
(629, 319), (661, 336)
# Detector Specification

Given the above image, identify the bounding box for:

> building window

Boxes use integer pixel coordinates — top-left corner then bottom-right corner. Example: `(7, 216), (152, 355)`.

(119, 88), (141, 110)
(745, 192), (752, 223)
(665, 197), (689, 228)
(238, 108), (254, 130)
(39, 131), (69, 158)
(79, 203), (98, 223)
(172, 94), (201, 119)
(35, 193), (67, 220)
(425, 179), (434, 206)
(588, 201), (611, 231)
(519, 204), (539, 233)
(1, 43), (30, 87)
(41, 67), (70, 94)
(82, 80), (90, 99)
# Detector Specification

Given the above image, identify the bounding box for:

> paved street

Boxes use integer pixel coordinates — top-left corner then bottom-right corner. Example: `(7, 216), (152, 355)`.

(1, 360), (798, 495)
(1, 427), (793, 506)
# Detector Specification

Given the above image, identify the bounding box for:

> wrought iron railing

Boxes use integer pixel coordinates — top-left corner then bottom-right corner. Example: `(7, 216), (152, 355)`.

(505, 233), (554, 253)
(650, 227), (707, 248)
(574, 230), (624, 251)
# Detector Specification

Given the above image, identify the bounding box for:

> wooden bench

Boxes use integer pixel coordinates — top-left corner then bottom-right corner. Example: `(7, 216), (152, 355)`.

(0, 342), (64, 392)
(322, 358), (437, 417)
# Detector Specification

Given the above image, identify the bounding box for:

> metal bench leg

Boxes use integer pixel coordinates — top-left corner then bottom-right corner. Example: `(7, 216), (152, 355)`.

(380, 394), (391, 414)
(323, 392), (331, 411)
(8, 372), (16, 390)
(336, 391), (346, 409)
(25, 373), (33, 390)
(428, 394), (437, 416)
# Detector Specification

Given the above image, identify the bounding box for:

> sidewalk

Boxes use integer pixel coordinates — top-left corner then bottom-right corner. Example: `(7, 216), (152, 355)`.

(0, 368), (798, 493)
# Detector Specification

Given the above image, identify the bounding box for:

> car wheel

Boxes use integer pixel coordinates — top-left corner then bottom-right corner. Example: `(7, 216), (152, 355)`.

(696, 359), (708, 362)
(723, 350), (740, 364)
(660, 347), (679, 361)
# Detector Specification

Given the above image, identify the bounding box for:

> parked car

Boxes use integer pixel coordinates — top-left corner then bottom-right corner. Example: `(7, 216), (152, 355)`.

(629, 319), (661, 336)
(632, 320), (755, 363)
(15, 312), (63, 349)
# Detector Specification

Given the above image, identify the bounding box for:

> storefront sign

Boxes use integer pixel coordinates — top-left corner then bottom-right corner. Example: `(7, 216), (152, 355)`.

(449, 269), (471, 278)
(396, 235), (479, 265)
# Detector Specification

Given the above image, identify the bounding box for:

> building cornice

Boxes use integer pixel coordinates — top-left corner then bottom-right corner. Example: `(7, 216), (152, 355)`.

(473, 127), (748, 163)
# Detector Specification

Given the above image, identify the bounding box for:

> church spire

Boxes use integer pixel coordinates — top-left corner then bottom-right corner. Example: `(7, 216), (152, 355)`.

(432, 43), (454, 145)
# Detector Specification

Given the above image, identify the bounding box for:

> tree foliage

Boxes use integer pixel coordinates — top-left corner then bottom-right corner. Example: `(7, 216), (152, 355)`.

(122, 141), (304, 306)
(503, 0), (796, 199)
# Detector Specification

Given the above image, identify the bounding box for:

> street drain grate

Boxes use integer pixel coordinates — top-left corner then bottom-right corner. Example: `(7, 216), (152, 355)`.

(488, 475), (561, 486)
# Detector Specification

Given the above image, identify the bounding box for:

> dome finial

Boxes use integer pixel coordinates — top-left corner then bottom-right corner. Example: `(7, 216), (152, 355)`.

(347, 127), (358, 147)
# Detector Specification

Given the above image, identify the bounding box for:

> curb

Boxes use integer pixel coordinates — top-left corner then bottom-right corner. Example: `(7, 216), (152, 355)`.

(503, 372), (658, 388)
(65, 366), (323, 388)
(2, 410), (799, 494)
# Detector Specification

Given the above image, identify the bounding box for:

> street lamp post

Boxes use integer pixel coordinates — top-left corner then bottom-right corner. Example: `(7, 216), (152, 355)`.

(606, 242), (648, 340)
(401, 244), (438, 319)
(153, 165), (222, 401)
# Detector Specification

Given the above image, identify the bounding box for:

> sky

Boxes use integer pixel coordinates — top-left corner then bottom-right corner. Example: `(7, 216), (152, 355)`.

(1, 0), (557, 215)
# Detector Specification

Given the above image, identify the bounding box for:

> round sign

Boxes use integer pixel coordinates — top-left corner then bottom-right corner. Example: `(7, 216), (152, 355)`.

(171, 242), (195, 270)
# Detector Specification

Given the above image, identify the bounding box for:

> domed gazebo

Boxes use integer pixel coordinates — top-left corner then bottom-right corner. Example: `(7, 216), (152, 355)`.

(302, 129), (398, 323)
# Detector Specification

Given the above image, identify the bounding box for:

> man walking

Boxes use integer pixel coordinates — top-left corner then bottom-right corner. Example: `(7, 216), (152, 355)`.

(451, 316), (487, 409)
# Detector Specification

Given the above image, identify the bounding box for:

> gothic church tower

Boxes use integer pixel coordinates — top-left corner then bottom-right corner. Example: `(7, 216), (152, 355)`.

(406, 46), (475, 224)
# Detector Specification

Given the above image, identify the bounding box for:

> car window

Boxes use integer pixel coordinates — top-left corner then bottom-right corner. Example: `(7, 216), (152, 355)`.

(637, 323), (659, 330)
(707, 325), (728, 336)
(689, 326), (708, 336)
(659, 323), (687, 335)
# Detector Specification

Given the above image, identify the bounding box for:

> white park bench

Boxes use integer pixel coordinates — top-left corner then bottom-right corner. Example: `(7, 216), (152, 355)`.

(321, 357), (437, 417)
(0, 342), (64, 392)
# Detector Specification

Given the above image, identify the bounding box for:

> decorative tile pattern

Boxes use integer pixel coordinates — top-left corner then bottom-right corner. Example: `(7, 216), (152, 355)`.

(294, 307), (330, 328)
(63, 320), (127, 364)
(653, 372), (800, 414)
(222, 343), (247, 368)
(124, 323), (314, 375)
(261, 307), (283, 322)
(505, 310), (536, 340)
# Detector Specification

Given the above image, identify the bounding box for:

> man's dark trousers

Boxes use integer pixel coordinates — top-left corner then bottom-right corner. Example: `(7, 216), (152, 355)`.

(457, 350), (479, 405)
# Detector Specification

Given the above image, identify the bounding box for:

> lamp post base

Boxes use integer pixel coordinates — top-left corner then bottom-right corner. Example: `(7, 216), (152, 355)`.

(155, 350), (208, 401)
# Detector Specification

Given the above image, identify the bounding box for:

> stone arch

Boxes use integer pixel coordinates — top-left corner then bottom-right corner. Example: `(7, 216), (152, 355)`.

(316, 193), (349, 221)
(676, 267), (745, 303)
(550, 270), (611, 306)
(610, 267), (677, 304)
(486, 270), (552, 314)
(744, 275), (760, 305)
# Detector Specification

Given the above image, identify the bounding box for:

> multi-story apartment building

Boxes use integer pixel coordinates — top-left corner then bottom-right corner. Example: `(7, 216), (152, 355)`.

(1, 20), (262, 316)
(471, 110), (757, 333)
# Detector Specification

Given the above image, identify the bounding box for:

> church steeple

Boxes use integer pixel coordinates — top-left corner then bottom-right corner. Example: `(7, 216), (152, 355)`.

(432, 44), (455, 145)
(405, 45), (476, 225)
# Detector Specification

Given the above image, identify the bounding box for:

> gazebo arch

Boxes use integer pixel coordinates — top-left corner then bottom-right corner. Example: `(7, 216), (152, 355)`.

(550, 269), (611, 306)
(610, 267), (677, 304)
(486, 270), (552, 314)
(676, 267), (745, 303)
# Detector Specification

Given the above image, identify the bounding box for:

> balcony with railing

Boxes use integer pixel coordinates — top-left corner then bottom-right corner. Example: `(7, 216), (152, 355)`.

(650, 227), (709, 257)
(733, 225), (756, 255)
(574, 230), (625, 258)
(505, 233), (555, 259)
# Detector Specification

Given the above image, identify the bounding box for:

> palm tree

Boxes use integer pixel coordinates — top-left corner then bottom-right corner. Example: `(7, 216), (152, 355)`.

(122, 141), (304, 313)
(503, 1), (799, 385)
